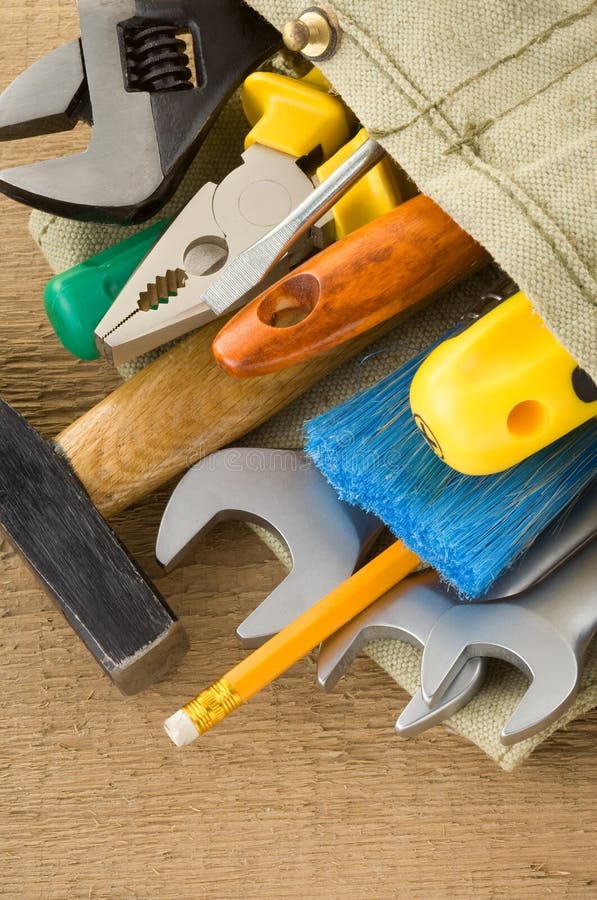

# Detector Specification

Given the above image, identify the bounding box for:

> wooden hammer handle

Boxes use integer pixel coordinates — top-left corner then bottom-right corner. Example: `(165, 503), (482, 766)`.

(55, 314), (406, 518)
(212, 195), (487, 377)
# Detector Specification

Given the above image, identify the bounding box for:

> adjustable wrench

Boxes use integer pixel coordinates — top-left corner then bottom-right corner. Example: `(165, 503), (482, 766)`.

(0, 0), (280, 222)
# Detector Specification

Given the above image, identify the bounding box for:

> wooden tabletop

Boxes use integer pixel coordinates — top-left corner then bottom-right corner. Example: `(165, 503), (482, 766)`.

(1, 3), (595, 897)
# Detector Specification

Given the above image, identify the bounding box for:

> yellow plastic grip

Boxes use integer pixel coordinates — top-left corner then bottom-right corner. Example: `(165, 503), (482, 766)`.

(241, 72), (401, 236)
(409, 291), (597, 475)
(317, 128), (402, 237)
(241, 70), (352, 161)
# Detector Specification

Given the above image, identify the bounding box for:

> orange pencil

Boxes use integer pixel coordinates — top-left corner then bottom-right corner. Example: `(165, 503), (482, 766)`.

(164, 541), (420, 745)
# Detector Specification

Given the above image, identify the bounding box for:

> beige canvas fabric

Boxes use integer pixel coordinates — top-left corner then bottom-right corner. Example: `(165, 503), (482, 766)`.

(249, 0), (597, 377)
(29, 3), (596, 769)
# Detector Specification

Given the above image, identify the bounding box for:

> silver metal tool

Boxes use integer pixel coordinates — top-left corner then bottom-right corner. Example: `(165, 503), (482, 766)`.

(94, 144), (319, 365)
(0, 0), (280, 223)
(319, 481), (597, 739)
(421, 515), (597, 744)
(156, 448), (383, 646)
(201, 137), (386, 315)
(318, 572), (487, 737)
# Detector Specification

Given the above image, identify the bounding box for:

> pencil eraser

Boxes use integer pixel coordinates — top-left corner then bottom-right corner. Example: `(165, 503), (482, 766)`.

(164, 709), (199, 747)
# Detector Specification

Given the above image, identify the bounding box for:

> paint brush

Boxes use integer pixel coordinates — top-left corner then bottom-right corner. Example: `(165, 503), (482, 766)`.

(305, 337), (597, 597)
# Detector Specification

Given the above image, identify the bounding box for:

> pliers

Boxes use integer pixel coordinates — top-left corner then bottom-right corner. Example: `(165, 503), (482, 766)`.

(0, 0), (281, 223)
(93, 70), (391, 366)
(41, 70), (401, 366)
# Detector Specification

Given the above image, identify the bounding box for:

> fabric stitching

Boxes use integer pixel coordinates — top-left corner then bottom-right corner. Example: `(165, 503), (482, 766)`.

(33, 214), (58, 250)
(361, 0), (597, 140)
(443, 51), (596, 151)
(336, 13), (597, 300)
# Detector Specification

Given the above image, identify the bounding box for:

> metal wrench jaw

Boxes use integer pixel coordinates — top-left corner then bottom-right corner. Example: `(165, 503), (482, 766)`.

(0, 41), (88, 141)
(156, 449), (383, 647)
(0, 0), (281, 222)
(317, 572), (448, 690)
(394, 661), (486, 738)
(420, 608), (585, 746)
(500, 653), (580, 745)
(94, 144), (317, 365)
(317, 572), (487, 738)
(0, 0), (163, 221)
(421, 538), (597, 744)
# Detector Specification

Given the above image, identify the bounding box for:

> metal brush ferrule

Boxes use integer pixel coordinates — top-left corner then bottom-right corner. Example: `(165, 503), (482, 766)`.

(183, 678), (242, 734)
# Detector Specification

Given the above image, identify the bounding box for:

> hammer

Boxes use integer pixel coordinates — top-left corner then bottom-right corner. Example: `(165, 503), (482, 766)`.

(1, 315), (408, 692)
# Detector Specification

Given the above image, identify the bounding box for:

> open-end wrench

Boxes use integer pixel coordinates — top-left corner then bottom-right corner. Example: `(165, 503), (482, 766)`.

(422, 537), (597, 745)
(318, 571), (487, 737)
(156, 448), (383, 646)
(319, 481), (597, 739)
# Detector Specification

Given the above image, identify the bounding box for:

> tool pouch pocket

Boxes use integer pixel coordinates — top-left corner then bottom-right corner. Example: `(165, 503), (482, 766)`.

(247, 0), (597, 378)
(28, 1), (597, 769)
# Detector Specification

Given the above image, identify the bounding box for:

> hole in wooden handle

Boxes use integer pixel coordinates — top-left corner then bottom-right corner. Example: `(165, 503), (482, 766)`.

(257, 273), (321, 329)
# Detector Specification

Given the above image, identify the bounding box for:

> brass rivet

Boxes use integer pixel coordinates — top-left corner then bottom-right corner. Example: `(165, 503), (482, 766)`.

(282, 7), (340, 61)
(282, 19), (312, 52)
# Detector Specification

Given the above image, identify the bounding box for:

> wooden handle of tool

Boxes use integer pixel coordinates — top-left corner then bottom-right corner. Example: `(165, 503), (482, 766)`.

(54, 312), (414, 519)
(212, 195), (488, 377)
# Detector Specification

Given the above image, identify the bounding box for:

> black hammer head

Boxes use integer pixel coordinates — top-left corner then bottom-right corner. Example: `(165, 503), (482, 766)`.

(0, 400), (188, 693)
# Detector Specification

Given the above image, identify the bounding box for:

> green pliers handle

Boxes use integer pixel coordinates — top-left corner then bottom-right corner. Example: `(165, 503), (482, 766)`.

(43, 219), (170, 360)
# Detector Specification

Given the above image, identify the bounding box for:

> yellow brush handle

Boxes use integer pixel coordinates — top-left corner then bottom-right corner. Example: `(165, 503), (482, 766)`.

(410, 291), (597, 475)
(166, 541), (420, 742)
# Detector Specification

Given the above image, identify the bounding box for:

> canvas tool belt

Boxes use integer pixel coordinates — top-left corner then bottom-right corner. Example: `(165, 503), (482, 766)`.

(30, 1), (597, 769)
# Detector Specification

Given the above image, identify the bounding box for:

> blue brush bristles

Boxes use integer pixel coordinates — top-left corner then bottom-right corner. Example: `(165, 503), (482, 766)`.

(305, 344), (597, 599)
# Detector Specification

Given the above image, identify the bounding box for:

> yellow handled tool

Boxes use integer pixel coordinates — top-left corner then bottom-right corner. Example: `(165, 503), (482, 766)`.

(409, 291), (597, 475)
(242, 72), (402, 237)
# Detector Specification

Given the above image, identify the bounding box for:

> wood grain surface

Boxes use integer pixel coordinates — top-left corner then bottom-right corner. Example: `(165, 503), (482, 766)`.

(0, 3), (595, 898)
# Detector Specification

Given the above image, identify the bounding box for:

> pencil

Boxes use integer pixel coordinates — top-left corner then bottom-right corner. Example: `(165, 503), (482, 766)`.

(164, 541), (420, 745)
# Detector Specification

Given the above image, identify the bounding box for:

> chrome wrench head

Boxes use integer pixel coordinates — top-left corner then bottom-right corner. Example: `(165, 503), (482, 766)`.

(421, 538), (597, 744)
(156, 448), (383, 646)
(0, 40), (88, 141)
(319, 482), (597, 740)
(317, 571), (486, 737)
(0, 0), (281, 222)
